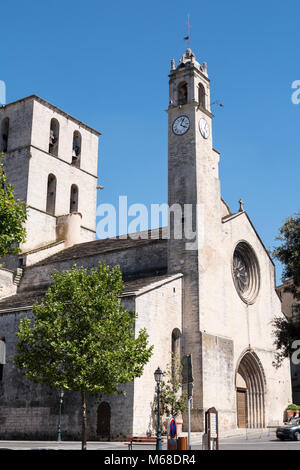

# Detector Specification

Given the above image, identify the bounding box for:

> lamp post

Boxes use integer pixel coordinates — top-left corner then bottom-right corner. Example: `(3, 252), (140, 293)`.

(154, 367), (164, 451)
(57, 390), (64, 442)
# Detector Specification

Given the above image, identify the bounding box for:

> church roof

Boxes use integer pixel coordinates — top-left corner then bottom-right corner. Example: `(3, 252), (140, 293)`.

(0, 272), (182, 314)
(122, 273), (182, 296)
(0, 290), (47, 313)
(30, 227), (169, 268)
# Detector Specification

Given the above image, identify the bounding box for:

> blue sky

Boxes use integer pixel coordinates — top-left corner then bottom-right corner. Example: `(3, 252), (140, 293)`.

(1, 0), (299, 283)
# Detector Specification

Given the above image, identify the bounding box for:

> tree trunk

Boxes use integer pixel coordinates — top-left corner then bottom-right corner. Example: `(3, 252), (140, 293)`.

(81, 390), (87, 450)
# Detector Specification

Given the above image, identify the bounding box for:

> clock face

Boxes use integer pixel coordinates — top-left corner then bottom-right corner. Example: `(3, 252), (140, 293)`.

(199, 118), (210, 139)
(172, 115), (190, 135)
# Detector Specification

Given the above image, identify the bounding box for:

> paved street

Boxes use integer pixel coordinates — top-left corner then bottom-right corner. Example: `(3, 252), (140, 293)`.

(0, 432), (299, 451)
(220, 435), (300, 450)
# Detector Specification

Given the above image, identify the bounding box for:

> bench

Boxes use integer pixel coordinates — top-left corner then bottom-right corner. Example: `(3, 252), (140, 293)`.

(126, 436), (164, 450)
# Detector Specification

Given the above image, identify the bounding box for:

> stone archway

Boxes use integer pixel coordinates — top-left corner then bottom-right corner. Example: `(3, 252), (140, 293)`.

(235, 350), (266, 428)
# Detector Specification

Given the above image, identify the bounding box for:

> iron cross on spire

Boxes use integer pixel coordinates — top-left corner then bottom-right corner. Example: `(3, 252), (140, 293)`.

(184, 15), (191, 49)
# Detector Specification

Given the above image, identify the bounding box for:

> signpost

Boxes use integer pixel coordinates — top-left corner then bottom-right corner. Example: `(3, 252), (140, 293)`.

(169, 418), (177, 439)
(167, 417), (177, 450)
(182, 354), (193, 450)
(205, 407), (219, 450)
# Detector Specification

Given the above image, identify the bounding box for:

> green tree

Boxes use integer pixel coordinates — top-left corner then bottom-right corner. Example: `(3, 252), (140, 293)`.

(272, 212), (300, 367)
(0, 154), (27, 259)
(273, 212), (300, 300)
(155, 354), (187, 419)
(272, 316), (300, 368)
(13, 262), (153, 450)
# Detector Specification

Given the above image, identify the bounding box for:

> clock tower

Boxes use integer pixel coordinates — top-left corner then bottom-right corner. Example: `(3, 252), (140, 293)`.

(167, 48), (223, 430)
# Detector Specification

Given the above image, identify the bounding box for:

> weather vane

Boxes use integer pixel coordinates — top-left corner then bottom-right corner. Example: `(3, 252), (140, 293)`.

(184, 14), (191, 49)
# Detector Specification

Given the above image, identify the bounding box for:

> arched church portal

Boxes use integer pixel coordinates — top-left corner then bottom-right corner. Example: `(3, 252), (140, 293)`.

(235, 350), (266, 428)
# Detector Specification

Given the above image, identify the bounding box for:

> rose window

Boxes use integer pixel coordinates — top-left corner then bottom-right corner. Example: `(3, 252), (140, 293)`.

(232, 242), (260, 304)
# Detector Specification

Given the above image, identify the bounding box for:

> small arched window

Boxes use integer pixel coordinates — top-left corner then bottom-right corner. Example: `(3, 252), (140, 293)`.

(172, 328), (181, 357)
(1, 117), (9, 152)
(97, 402), (111, 438)
(46, 174), (57, 215)
(0, 335), (6, 382)
(198, 83), (206, 109)
(49, 118), (59, 156)
(72, 131), (81, 167)
(171, 328), (181, 378)
(178, 82), (188, 106)
(70, 184), (79, 213)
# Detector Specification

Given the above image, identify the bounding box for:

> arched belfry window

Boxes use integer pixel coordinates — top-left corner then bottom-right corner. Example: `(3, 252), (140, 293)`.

(46, 174), (57, 215)
(49, 118), (59, 156)
(70, 184), (79, 213)
(0, 335), (6, 382)
(1, 117), (9, 152)
(178, 82), (188, 105)
(198, 83), (206, 108)
(72, 131), (81, 167)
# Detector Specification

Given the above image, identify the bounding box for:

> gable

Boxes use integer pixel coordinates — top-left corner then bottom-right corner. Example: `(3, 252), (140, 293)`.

(222, 211), (275, 267)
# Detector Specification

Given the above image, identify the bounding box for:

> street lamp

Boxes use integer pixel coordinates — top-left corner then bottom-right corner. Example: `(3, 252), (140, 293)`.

(154, 367), (164, 451)
(57, 390), (64, 442)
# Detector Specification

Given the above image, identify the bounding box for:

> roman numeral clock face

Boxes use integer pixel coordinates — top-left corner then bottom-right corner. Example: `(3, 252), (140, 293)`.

(172, 115), (190, 135)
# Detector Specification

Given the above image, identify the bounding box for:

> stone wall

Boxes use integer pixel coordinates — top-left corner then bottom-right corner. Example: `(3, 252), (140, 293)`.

(26, 145), (97, 238)
(199, 212), (292, 430)
(132, 276), (183, 435)
(0, 306), (134, 440)
(0, 277), (181, 440)
(2, 148), (30, 203)
(0, 98), (34, 151)
(21, 207), (57, 255)
(166, 52), (291, 432)
(1, 96), (99, 257)
(0, 269), (17, 300)
(18, 240), (168, 293)
(31, 99), (99, 177)
(23, 241), (66, 267)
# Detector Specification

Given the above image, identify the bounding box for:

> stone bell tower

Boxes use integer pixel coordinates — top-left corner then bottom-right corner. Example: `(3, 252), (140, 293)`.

(167, 48), (223, 430)
(0, 95), (100, 269)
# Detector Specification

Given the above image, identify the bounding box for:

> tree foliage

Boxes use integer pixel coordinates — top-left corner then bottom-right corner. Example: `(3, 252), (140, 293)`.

(272, 316), (300, 368)
(13, 262), (153, 448)
(155, 354), (187, 419)
(273, 212), (300, 300)
(272, 212), (300, 367)
(0, 154), (27, 258)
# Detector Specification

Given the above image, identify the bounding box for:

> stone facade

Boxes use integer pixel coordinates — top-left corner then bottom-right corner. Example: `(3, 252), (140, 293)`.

(0, 269), (17, 299)
(0, 274), (182, 440)
(0, 49), (292, 439)
(0, 96), (100, 265)
(167, 48), (291, 431)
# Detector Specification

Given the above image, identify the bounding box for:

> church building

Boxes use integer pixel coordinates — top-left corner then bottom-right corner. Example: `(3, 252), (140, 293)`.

(0, 48), (291, 439)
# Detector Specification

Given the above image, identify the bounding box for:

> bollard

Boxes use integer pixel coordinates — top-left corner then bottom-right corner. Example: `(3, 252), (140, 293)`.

(177, 436), (188, 450)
